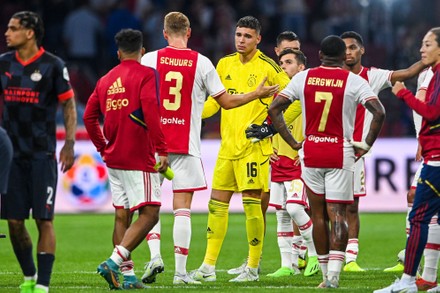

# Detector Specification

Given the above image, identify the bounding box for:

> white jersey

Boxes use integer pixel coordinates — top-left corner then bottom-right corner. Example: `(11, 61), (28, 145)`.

(278, 66), (377, 170)
(353, 67), (392, 142)
(413, 67), (434, 136)
(141, 46), (226, 157)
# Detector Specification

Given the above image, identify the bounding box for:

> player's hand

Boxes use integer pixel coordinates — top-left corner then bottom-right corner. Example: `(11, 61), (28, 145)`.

(255, 76), (279, 98)
(392, 81), (406, 96)
(246, 121), (277, 142)
(59, 141), (75, 173)
(293, 155), (301, 166)
(350, 141), (371, 160)
(155, 155), (169, 173)
(270, 148), (279, 164)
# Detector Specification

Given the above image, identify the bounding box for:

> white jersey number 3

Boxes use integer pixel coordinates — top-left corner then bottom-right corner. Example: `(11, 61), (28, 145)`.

(163, 71), (183, 111)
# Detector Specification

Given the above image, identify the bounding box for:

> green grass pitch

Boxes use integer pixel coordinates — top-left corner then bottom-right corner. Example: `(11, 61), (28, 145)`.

(0, 212), (417, 292)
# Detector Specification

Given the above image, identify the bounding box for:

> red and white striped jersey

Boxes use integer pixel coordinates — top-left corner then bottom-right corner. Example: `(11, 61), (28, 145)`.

(278, 66), (377, 170)
(141, 46), (225, 157)
(353, 67), (392, 142)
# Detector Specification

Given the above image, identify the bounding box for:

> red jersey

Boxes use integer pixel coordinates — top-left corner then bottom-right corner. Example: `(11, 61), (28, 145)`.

(397, 63), (440, 162)
(141, 46), (225, 157)
(83, 60), (167, 172)
(279, 66), (377, 170)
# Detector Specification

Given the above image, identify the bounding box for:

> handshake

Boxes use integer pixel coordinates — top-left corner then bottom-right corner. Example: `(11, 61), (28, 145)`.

(245, 121), (277, 143)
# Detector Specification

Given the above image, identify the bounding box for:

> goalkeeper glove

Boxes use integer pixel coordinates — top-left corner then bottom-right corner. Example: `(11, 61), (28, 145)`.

(245, 121), (277, 142)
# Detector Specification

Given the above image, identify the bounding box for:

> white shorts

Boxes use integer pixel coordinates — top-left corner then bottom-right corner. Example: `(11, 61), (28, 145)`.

(353, 158), (366, 197)
(108, 168), (161, 211)
(301, 167), (354, 203)
(270, 179), (309, 209)
(411, 161), (423, 189)
(167, 154), (207, 192)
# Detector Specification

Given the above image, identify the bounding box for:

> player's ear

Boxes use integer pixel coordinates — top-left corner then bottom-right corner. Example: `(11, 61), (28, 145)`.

(117, 50), (121, 60)
(187, 27), (191, 39)
(141, 47), (146, 55)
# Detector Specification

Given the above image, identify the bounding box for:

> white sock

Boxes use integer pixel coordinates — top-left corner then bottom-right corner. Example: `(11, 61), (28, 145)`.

(110, 245), (130, 266)
(286, 203), (311, 259)
(423, 220), (440, 282)
(318, 254), (329, 281)
(298, 220), (317, 257)
(406, 204), (412, 237)
(173, 208), (191, 275)
(292, 235), (302, 267)
(276, 209), (293, 268)
(345, 238), (359, 263)
(328, 250), (345, 282)
(146, 220), (161, 259)
(120, 260), (135, 276)
(200, 263), (215, 273)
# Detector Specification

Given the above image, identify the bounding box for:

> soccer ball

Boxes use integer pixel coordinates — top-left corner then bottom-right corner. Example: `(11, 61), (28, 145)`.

(397, 249), (405, 264)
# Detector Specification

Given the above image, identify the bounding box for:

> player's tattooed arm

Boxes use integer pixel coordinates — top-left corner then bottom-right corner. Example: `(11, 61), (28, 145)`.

(60, 98), (77, 172)
(268, 96), (302, 150)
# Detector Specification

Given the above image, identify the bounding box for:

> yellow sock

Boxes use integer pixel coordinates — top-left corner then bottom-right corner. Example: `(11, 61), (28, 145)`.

(243, 197), (264, 269)
(203, 199), (229, 266)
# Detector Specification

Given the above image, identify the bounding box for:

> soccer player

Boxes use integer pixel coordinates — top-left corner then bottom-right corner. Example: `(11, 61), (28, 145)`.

(191, 16), (292, 283)
(264, 48), (319, 278)
(268, 35), (385, 288)
(0, 11), (77, 293)
(84, 29), (167, 290)
(374, 27), (440, 293)
(139, 12), (279, 285)
(228, 30), (305, 276)
(339, 31), (427, 272)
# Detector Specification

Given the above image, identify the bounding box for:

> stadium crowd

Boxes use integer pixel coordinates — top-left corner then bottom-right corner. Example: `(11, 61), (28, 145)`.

(0, 0), (438, 137)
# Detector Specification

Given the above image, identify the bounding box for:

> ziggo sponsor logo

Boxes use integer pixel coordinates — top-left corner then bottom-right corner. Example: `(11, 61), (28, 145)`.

(307, 135), (339, 143)
(106, 98), (129, 111)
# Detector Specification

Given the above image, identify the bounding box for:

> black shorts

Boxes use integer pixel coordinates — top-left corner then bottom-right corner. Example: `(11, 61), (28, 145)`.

(1, 157), (58, 220)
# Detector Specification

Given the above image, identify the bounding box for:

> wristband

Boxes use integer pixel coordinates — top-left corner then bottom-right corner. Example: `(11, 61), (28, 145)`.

(351, 141), (371, 151)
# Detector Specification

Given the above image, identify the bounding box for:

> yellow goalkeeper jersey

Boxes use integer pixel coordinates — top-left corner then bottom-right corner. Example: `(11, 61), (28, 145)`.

(213, 49), (291, 159)
(272, 112), (304, 160)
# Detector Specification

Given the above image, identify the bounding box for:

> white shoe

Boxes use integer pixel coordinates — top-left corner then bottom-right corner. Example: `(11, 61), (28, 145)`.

(373, 278), (417, 293)
(227, 259), (247, 275)
(189, 268), (216, 282)
(141, 256), (164, 284)
(227, 258), (261, 275)
(428, 286), (440, 292)
(229, 267), (259, 282)
(317, 276), (339, 288)
(173, 273), (202, 285)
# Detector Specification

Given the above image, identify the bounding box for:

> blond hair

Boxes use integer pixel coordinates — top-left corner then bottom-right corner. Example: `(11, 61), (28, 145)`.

(164, 12), (190, 36)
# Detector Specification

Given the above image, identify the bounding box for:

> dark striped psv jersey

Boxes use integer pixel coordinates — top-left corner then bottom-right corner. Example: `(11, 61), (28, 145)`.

(0, 47), (74, 158)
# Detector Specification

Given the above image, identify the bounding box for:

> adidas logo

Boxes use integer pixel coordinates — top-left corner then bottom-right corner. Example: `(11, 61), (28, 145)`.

(249, 238), (261, 246)
(174, 247), (182, 254)
(225, 75), (232, 80)
(107, 77), (126, 95)
(247, 178), (255, 184)
(148, 233), (159, 240)
(207, 227), (213, 234)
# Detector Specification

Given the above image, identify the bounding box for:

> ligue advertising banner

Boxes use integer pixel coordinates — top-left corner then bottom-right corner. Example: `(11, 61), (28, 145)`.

(55, 138), (419, 213)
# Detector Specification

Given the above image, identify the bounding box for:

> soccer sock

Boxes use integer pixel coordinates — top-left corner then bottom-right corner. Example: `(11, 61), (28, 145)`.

(243, 197), (264, 269)
(298, 220), (317, 257)
(13, 244), (36, 277)
(318, 254), (329, 281)
(110, 245), (130, 266)
(328, 250), (345, 283)
(406, 204), (412, 237)
(345, 238), (359, 263)
(286, 203), (314, 257)
(275, 209), (293, 268)
(36, 253), (55, 287)
(204, 199), (229, 266)
(292, 235), (302, 267)
(146, 220), (161, 259)
(422, 221), (440, 282)
(120, 260), (135, 277)
(173, 208), (191, 274)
